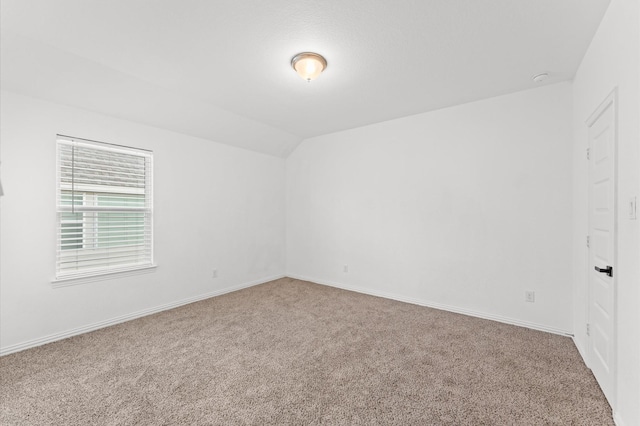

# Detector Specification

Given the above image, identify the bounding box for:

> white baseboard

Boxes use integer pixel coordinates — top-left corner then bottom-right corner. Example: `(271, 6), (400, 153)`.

(613, 412), (625, 426)
(0, 274), (284, 357)
(287, 273), (572, 337)
(572, 335), (590, 367)
(1, 273), (573, 356)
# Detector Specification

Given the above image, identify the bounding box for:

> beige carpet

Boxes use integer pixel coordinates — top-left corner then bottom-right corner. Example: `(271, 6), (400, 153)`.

(0, 277), (613, 425)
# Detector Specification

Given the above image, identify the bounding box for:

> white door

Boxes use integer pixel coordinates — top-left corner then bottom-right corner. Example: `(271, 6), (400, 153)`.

(587, 90), (617, 406)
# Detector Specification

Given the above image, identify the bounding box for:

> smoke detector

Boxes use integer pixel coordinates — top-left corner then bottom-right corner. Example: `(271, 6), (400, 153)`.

(532, 73), (549, 83)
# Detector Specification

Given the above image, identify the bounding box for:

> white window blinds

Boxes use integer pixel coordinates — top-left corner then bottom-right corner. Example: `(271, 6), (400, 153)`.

(56, 136), (154, 280)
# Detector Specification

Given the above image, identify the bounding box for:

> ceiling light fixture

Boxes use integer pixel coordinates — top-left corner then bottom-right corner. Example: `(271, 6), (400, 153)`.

(291, 52), (327, 82)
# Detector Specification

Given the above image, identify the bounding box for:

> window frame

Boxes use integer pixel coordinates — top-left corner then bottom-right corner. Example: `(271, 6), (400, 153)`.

(53, 135), (155, 286)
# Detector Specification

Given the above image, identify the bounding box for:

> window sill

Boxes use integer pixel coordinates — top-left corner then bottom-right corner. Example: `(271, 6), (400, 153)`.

(51, 264), (157, 288)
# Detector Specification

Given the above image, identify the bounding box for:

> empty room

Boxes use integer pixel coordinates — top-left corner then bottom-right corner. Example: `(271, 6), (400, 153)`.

(1, 0), (638, 425)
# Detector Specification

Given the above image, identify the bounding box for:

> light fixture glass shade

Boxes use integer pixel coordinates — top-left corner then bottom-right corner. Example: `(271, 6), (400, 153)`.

(291, 52), (327, 82)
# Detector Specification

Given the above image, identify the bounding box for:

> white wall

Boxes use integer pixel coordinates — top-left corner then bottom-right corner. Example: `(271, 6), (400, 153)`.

(571, 0), (640, 424)
(287, 82), (574, 334)
(0, 90), (286, 353)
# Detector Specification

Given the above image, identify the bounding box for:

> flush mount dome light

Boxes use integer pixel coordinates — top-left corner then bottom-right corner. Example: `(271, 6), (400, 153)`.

(291, 52), (327, 82)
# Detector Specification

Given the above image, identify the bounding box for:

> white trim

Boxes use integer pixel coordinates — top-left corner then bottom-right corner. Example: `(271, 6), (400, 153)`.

(572, 335), (590, 368)
(613, 412), (626, 426)
(57, 134), (153, 155)
(1, 274), (284, 357)
(52, 264), (158, 288)
(287, 274), (573, 336)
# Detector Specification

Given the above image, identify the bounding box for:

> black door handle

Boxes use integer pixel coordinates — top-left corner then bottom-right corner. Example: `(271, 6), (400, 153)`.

(594, 265), (613, 277)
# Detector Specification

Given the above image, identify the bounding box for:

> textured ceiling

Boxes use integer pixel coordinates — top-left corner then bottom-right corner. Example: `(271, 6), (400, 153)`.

(1, 0), (610, 157)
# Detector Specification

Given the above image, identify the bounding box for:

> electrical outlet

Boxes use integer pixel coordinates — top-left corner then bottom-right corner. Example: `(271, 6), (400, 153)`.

(525, 291), (535, 303)
(343, 265), (349, 273)
(212, 269), (218, 278)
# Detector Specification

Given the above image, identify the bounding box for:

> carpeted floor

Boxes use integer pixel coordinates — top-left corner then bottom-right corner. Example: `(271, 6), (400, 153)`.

(0, 277), (613, 425)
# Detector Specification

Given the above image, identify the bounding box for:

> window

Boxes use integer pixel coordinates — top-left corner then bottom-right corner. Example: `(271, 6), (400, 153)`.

(56, 135), (154, 281)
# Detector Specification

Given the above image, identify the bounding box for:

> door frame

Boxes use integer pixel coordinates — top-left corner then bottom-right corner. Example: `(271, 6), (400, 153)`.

(585, 87), (618, 407)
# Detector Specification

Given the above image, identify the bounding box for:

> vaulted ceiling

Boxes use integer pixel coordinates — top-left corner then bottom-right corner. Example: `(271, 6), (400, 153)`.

(1, 0), (610, 157)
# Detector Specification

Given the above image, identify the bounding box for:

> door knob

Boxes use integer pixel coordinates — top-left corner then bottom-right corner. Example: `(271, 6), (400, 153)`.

(594, 265), (613, 277)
